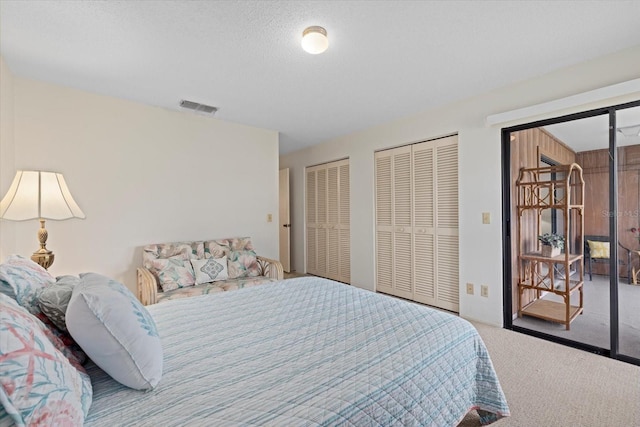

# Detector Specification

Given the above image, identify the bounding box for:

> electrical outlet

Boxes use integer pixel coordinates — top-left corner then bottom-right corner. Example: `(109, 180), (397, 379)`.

(466, 283), (474, 295)
(267, 213), (273, 222)
(481, 285), (489, 297)
(482, 212), (491, 224)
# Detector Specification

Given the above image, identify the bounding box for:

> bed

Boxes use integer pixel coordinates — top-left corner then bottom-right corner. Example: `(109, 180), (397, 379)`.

(83, 276), (509, 426)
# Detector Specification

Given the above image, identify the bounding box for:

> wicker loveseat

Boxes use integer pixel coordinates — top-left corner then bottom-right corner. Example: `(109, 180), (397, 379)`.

(137, 237), (283, 306)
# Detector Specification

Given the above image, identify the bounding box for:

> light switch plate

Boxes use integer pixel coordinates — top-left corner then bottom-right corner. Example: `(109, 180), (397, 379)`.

(267, 213), (273, 222)
(482, 212), (491, 224)
(481, 285), (489, 297)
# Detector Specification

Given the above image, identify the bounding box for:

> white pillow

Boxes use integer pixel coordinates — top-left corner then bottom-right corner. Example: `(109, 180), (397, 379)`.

(66, 273), (163, 390)
(191, 256), (229, 285)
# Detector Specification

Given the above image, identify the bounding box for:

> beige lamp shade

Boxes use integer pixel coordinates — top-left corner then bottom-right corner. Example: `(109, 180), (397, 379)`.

(0, 170), (85, 221)
(0, 170), (85, 270)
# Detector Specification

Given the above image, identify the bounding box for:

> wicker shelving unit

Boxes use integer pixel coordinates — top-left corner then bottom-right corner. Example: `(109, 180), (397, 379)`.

(516, 163), (585, 330)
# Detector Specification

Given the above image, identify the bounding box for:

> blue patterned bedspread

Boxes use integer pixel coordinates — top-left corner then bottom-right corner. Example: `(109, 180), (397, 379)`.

(85, 277), (509, 426)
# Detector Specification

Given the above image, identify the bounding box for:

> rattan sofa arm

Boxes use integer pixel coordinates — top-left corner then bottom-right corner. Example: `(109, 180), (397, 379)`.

(257, 256), (284, 280)
(137, 267), (158, 306)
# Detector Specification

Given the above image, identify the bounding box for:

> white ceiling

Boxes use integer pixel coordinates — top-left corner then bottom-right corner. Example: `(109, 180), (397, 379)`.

(2, 1), (640, 155)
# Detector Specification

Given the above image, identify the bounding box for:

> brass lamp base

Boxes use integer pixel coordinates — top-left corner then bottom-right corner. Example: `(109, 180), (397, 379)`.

(32, 250), (55, 270)
(32, 219), (55, 270)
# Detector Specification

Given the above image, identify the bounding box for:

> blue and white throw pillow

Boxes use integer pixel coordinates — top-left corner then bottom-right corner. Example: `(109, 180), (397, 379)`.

(66, 273), (163, 390)
(191, 255), (229, 285)
(0, 255), (55, 315)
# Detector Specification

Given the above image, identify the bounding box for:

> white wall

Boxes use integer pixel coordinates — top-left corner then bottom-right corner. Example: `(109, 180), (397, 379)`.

(280, 45), (640, 327)
(0, 57), (16, 259)
(8, 76), (279, 292)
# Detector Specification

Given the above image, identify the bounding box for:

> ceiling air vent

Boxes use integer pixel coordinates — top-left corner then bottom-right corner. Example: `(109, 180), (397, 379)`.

(179, 100), (218, 115)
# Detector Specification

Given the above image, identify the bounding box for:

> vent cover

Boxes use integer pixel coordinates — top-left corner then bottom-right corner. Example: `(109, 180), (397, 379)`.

(179, 100), (218, 115)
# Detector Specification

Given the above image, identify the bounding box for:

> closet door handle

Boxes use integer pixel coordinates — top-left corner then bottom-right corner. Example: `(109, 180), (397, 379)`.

(396, 227), (405, 232)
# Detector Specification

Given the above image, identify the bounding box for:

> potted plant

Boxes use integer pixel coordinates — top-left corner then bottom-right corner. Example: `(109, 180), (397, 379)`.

(538, 233), (565, 257)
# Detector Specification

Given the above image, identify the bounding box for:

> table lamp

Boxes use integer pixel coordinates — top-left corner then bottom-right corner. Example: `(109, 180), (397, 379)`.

(0, 170), (85, 269)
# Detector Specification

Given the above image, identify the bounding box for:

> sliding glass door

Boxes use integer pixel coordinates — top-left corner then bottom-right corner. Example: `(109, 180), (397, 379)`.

(503, 100), (640, 365)
(616, 104), (640, 362)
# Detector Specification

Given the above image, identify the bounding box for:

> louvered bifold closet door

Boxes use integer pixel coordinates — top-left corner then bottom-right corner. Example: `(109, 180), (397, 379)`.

(326, 164), (340, 281)
(375, 152), (394, 294)
(375, 146), (413, 299)
(306, 168), (318, 275)
(434, 137), (459, 312)
(306, 160), (351, 283)
(375, 136), (459, 312)
(338, 161), (351, 283)
(393, 149), (413, 299)
(412, 142), (436, 306)
(316, 167), (328, 277)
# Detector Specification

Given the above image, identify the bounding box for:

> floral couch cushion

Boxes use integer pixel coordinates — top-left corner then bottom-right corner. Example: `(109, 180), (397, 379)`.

(156, 276), (277, 304)
(205, 238), (260, 278)
(143, 242), (203, 290)
(143, 241), (204, 267)
(227, 250), (261, 279)
(151, 257), (196, 292)
(203, 236), (255, 258)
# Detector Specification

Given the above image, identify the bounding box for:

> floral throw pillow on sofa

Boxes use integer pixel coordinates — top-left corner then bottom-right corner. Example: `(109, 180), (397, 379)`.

(227, 250), (261, 279)
(149, 257), (196, 292)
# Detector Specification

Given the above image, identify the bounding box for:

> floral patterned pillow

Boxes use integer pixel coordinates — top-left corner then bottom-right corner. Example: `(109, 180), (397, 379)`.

(38, 275), (80, 331)
(35, 311), (87, 367)
(150, 257), (196, 292)
(204, 237), (254, 258)
(142, 242), (204, 270)
(227, 250), (261, 279)
(0, 254), (55, 315)
(0, 293), (92, 426)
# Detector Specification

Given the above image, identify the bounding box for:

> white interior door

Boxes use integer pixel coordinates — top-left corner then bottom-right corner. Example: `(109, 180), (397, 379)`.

(279, 168), (291, 272)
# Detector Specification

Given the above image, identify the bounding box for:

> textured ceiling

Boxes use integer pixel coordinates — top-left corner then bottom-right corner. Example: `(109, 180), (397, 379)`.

(2, 1), (640, 154)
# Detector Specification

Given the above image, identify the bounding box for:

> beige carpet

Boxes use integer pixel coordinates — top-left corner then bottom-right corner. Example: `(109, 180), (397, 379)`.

(459, 322), (640, 427)
(283, 271), (309, 279)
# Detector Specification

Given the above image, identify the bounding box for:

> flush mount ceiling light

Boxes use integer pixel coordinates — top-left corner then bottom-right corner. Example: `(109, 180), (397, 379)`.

(617, 124), (640, 138)
(301, 26), (328, 54)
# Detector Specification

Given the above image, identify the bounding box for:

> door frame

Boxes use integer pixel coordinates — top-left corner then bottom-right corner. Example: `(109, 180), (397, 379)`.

(501, 98), (640, 366)
(279, 168), (291, 273)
